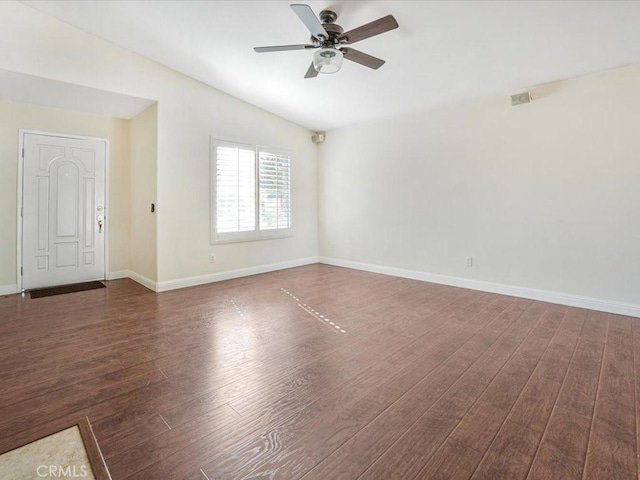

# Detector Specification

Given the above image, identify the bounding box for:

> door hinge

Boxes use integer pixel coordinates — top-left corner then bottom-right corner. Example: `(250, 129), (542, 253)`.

(20, 267), (23, 276)
(21, 148), (24, 158)
(20, 207), (23, 217)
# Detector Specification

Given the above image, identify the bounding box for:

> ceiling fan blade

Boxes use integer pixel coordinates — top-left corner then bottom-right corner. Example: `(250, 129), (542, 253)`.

(290, 4), (328, 39)
(304, 62), (319, 78)
(342, 48), (385, 69)
(254, 44), (316, 53)
(338, 15), (399, 44)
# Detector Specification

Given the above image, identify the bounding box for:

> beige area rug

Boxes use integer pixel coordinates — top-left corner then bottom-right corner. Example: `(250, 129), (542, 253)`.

(0, 426), (96, 480)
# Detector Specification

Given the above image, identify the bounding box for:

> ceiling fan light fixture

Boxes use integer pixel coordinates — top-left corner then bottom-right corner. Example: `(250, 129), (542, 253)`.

(313, 47), (343, 74)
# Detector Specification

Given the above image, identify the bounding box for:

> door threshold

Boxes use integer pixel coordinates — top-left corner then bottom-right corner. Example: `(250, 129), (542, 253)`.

(28, 281), (106, 299)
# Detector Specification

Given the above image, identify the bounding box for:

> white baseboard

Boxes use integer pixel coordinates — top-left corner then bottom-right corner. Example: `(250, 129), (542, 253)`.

(104, 257), (318, 293)
(106, 270), (129, 280)
(318, 256), (640, 318)
(126, 270), (158, 292)
(156, 256), (319, 292)
(0, 284), (18, 296)
(106, 269), (157, 291)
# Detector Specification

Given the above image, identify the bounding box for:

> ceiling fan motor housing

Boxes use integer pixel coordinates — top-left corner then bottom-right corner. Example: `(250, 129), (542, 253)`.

(319, 10), (338, 24)
(312, 10), (344, 47)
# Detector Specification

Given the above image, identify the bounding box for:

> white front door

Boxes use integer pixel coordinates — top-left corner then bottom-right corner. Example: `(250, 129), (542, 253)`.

(22, 133), (107, 290)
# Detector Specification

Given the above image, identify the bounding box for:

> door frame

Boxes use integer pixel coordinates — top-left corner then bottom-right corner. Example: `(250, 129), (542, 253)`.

(16, 129), (110, 291)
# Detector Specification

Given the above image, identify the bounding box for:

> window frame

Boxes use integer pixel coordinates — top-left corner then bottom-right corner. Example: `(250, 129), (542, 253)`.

(210, 137), (293, 244)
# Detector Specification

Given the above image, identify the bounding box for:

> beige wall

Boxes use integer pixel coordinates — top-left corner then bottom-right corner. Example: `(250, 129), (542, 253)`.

(319, 65), (640, 306)
(0, 99), (130, 288)
(129, 104), (157, 281)
(0, 1), (318, 288)
(156, 87), (318, 283)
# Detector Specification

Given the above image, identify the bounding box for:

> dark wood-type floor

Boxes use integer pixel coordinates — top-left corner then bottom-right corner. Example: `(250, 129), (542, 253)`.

(0, 264), (638, 479)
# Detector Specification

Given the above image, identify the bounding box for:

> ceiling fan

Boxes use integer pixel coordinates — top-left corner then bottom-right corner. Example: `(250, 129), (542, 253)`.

(254, 4), (399, 78)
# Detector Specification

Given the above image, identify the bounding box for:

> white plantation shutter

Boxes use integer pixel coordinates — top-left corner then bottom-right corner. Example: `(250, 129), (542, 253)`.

(258, 149), (291, 232)
(214, 141), (256, 239)
(212, 138), (292, 243)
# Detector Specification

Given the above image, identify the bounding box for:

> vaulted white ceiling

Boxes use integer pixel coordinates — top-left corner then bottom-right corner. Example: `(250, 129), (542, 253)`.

(23, 1), (640, 131)
(0, 69), (154, 119)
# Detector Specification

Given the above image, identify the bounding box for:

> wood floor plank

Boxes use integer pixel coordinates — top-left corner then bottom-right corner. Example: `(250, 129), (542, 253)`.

(207, 349), (417, 479)
(159, 290), (488, 430)
(470, 420), (540, 480)
(584, 418), (636, 480)
(523, 311), (610, 480)
(356, 302), (551, 480)
(448, 307), (564, 454)
(0, 362), (165, 437)
(0, 265), (636, 480)
(555, 311), (608, 417)
(106, 404), (240, 479)
(415, 438), (483, 480)
(131, 292), (507, 479)
(507, 308), (586, 432)
(216, 297), (519, 479)
(527, 407), (592, 480)
(302, 299), (532, 480)
(460, 309), (585, 480)
(583, 315), (637, 480)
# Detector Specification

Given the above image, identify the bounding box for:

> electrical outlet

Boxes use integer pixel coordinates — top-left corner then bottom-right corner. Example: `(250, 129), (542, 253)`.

(209, 254), (215, 263)
(465, 256), (473, 267)
(330, 242), (336, 251)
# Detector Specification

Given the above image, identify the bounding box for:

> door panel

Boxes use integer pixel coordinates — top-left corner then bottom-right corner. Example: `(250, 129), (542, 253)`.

(22, 133), (106, 290)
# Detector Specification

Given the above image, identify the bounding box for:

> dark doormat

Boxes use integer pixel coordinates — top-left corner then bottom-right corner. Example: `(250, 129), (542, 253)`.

(29, 281), (106, 299)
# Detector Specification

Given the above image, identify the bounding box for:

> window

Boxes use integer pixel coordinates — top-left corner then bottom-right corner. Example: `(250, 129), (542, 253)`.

(211, 139), (292, 243)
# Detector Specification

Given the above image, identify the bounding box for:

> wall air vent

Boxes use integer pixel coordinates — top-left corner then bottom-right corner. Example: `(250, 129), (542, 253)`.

(511, 92), (532, 106)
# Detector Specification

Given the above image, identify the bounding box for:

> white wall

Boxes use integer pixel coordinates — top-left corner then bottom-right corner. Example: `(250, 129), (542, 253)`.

(319, 65), (640, 308)
(0, 99), (130, 290)
(156, 83), (318, 285)
(0, 1), (318, 288)
(129, 103), (157, 282)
